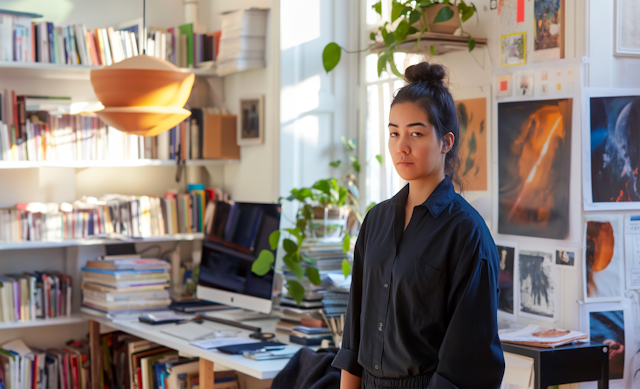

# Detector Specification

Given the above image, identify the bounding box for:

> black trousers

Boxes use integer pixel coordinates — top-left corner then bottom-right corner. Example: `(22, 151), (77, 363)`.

(361, 369), (431, 389)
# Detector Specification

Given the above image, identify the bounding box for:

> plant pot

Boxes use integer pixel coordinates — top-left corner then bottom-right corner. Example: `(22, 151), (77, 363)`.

(415, 4), (460, 35)
(309, 206), (350, 239)
(312, 206), (345, 220)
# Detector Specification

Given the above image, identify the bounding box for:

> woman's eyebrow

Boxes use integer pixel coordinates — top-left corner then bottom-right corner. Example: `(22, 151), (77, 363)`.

(388, 122), (428, 128)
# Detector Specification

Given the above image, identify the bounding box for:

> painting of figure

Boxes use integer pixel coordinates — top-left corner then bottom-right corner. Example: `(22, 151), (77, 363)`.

(497, 244), (516, 315)
(498, 99), (573, 239)
(533, 0), (564, 61)
(519, 250), (556, 321)
(456, 98), (487, 192)
(584, 214), (625, 302)
(590, 310), (625, 379)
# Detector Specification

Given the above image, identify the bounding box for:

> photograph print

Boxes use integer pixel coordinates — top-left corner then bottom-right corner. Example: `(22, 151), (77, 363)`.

(455, 97), (488, 192)
(519, 249), (558, 322)
(588, 94), (640, 210)
(501, 32), (526, 67)
(238, 95), (265, 146)
(496, 242), (517, 320)
(584, 214), (625, 302)
(555, 249), (575, 267)
(533, 0), (564, 62)
(498, 99), (573, 239)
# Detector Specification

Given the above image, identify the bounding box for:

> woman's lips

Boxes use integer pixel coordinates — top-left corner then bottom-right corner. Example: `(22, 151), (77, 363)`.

(397, 161), (413, 166)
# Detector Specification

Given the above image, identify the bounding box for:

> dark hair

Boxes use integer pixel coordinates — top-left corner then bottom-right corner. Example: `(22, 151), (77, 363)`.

(391, 62), (462, 191)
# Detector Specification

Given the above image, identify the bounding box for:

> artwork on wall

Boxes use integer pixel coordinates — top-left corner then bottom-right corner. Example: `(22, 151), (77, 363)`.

(533, 0), (564, 62)
(497, 99), (573, 239)
(584, 214), (625, 302)
(455, 97), (487, 192)
(555, 249), (576, 268)
(583, 91), (640, 210)
(501, 32), (526, 67)
(495, 74), (513, 98)
(496, 241), (518, 321)
(238, 95), (265, 146)
(615, 0), (640, 57)
(514, 70), (534, 97)
(519, 249), (558, 322)
(580, 301), (633, 388)
(624, 214), (640, 290)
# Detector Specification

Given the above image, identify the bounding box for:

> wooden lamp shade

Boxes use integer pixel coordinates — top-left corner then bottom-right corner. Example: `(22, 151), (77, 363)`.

(90, 55), (195, 137)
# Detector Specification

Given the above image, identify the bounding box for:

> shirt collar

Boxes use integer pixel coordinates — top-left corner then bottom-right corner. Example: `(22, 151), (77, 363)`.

(390, 177), (456, 218)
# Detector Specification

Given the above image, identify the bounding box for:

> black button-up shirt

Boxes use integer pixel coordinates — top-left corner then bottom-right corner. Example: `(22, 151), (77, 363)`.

(332, 177), (505, 388)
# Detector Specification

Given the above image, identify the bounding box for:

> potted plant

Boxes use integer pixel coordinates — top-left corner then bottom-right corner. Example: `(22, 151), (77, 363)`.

(322, 0), (480, 76)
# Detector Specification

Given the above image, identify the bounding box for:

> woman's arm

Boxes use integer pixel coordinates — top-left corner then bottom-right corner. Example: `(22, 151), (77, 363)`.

(340, 370), (362, 389)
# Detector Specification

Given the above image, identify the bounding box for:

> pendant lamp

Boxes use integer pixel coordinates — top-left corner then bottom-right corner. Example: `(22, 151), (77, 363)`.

(89, 0), (194, 136)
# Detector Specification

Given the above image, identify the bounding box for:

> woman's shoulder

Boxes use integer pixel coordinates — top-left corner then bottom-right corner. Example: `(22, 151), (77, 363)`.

(449, 194), (496, 258)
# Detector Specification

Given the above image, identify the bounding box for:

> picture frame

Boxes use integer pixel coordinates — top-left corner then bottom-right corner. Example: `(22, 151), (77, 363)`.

(500, 32), (526, 67)
(237, 95), (265, 146)
(583, 214), (625, 303)
(615, 0), (640, 57)
(495, 240), (519, 322)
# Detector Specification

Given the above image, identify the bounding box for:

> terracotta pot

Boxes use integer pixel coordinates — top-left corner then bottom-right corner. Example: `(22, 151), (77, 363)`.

(312, 206), (349, 220)
(91, 68), (194, 108)
(415, 4), (460, 35)
(96, 106), (191, 137)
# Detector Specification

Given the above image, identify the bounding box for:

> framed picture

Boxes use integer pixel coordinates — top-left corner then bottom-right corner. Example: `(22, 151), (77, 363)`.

(615, 0), (640, 57)
(582, 88), (640, 210)
(238, 95), (265, 146)
(583, 214), (625, 302)
(500, 32), (526, 67)
(495, 240), (518, 322)
(533, 0), (564, 62)
(518, 248), (559, 322)
(495, 74), (513, 98)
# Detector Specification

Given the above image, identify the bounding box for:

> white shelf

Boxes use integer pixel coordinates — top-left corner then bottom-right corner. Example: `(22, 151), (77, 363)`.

(0, 159), (238, 169)
(0, 233), (204, 251)
(0, 314), (86, 329)
(0, 61), (217, 80)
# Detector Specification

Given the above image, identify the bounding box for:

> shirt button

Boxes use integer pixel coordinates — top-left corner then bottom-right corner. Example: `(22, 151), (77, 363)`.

(384, 283), (389, 288)
(379, 322), (383, 331)
(374, 365), (379, 370)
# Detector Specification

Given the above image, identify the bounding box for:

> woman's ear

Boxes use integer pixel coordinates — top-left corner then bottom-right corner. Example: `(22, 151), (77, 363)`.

(442, 132), (455, 154)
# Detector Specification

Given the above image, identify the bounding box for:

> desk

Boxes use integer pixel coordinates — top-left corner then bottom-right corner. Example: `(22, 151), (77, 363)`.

(84, 314), (299, 389)
(502, 342), (609, 389)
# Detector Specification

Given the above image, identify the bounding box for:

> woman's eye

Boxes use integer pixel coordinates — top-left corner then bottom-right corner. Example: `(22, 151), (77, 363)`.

(411, 132), (422, 137)
(390, 132), (398, 137)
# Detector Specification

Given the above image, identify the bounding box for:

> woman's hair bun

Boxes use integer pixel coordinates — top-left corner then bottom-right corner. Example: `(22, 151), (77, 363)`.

(403, 62), (446, 85)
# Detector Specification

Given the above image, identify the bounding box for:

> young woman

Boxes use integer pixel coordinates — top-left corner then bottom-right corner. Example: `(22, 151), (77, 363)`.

(332, 62), (505, 389)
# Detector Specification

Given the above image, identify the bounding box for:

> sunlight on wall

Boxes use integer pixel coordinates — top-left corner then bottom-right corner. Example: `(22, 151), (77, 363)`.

(297, 115), (319, 146)
(281, 74), (321, 123)
(280, 0), (320, 50)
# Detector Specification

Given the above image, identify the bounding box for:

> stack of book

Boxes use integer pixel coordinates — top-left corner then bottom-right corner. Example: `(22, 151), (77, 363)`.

(145, 24), (220, 69)
(289, 325), (333, 346)
(81, 257), (171, 315)
(0, 186), (228, 243)
(217, 8), (268, 76)
(275, 306), (325, 335)
(0, 271), (72, 322)
(0, 338), (91, 389)
(321, 290), (349, 319)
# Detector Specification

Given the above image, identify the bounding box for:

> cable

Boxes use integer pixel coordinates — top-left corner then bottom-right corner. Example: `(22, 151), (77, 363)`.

(137, 244), (162, 257)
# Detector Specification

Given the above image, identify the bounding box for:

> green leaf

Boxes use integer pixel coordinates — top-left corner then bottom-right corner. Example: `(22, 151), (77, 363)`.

(330, 178), (339, 191)
(372, 1), (382, 15)
(377, 54), (387, 77)
(342, 235), (350, 254)
(296, 218), (307, 234)
(322, 42), (342, 73)
(284, 253), (304, 280)
(301, 254), (316, 265)
(387, 55), (403, 77)
(375, 154), (383, 165)
(433, 5), (454, 23)
(286, 280), (305, 305)
(461, 8), (474, 22)
(369, 32), (376, 41)
(391, 1), (405, 22)
(366, 202), (376, 213)
(350, 156), (361, 173)
(299, 188), (313, 199)
(306, 267), (322, 286)
(251, 250), (274, 276)
(430, 44), (436, 56)
(268, 230), (280, 250)
(394, 20), (410, 42)
(383, 31), (395, 46)
(313, 179), (331, 194)
(284, 227), (301, 240)
(347, 138), (357, 151)
(468, 38), (476, 52)
(409, 10), (422, 25)
(342, 259), (352, 278)
(283, 238), (298, 254)
(330, 160), (341, 168)
(407, 26), (419, 35)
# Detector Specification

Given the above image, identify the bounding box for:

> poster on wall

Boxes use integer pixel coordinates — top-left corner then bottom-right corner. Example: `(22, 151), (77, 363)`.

(500, 32), (527, 67)
(455, 97), (488, 192)
(580, 301), (633, 388)
(498, 99), (573, 239)
(623, 214), (640, 290)
(519, 249), (558, 322)
(583, 90), (640, 210)
(533, 0), (564, 62)
(496, 241), (518, 321)
(584, 214), (625, 302)
(615, 0), (640, 56)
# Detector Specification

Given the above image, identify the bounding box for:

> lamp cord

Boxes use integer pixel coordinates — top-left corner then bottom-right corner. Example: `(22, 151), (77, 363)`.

(142, 0), (146, 54)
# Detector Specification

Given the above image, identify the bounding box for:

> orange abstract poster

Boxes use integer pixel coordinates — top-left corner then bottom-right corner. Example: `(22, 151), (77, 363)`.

(456, 97), (487, 192)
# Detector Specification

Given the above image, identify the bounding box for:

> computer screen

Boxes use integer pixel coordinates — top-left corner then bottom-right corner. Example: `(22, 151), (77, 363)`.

(197, 201), (281, 313)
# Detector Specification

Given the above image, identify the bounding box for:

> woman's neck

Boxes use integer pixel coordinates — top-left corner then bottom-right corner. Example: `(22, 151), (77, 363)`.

(406, 171), (446, 208)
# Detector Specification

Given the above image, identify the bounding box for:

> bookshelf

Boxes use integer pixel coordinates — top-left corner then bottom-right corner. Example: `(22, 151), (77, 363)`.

(0, 61), (218, 80)
(0, 233), (204, 251)
(0, 314), (86, 329)
(0, 159), (237, 169)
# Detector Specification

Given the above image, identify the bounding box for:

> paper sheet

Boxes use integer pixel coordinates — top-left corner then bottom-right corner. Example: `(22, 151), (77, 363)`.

(190, 337), (259, 349)
(624, 214), (640, 289)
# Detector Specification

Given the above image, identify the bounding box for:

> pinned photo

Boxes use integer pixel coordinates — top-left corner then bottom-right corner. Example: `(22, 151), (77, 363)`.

(495, 74), (513, 98)
(515, 70), (534, 97)
(555, 250), (576, 267)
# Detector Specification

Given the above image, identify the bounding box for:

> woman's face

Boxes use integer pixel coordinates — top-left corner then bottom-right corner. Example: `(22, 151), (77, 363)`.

(388, 102), (453, 182)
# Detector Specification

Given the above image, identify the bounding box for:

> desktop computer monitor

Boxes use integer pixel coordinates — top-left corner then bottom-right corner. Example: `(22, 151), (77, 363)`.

(196, 201), (281, 314)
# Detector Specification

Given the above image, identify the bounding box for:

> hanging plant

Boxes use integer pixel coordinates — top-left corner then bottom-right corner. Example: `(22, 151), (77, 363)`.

(323, 0), (479, 77)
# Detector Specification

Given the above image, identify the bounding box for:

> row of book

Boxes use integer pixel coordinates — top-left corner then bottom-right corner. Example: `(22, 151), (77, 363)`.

(0, 185), (228, 243)
(217, 9), (268, 76)
(0, 9), (219, 69)
(81, 258), (170, 315)
(0, 271), (71, 323)
(0, 338), (90, 389)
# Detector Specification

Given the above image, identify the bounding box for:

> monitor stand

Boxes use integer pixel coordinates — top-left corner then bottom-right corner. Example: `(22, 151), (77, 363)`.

(201, 309), (272, 333)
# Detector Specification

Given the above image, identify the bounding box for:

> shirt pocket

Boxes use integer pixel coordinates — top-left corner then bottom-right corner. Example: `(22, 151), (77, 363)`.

(413, 258), (443, 284)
